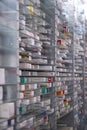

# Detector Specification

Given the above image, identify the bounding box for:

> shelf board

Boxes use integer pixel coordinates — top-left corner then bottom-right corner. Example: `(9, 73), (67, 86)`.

(20, 81), (54, 84)
(19, 52), (48, 59)
(19, 68), (54, 72)
(19, 59), (54, 66)
(20, 75), (54, 78)
(0, 83), (17, 86)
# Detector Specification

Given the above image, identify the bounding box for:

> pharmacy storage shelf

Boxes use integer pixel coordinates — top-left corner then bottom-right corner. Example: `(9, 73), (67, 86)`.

(18, 0), (55, 130)
(55, 0), (73, 124)
(0, 0), (86, 130)
(0, 0), (18, 130)
(55, 0), (85, 130)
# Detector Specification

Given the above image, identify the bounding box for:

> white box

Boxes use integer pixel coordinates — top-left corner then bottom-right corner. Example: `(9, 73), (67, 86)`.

(19, 92), (24, 99)
(7, 126), (14, 130)
(0, 69), (5, 84)
(22, 99), (30, 105)
(11, 119), (15, 125)
(19, 70), (22, 76)
(0, 86), (3, 100)
(0, 103), (14, 118)
(20, 85), (25, 91)
(0, 119), (8, 129)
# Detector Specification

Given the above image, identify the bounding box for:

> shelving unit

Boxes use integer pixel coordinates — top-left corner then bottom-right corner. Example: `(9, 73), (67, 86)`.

(0, 0), (86, 130)
(71, 1), (85, 129)
(55, 0), (86, 130)
(18, 0), (55, 130)
(55, 0), (73, 122)
(0, 0), (18, 130)
(84, 21), (87, 114)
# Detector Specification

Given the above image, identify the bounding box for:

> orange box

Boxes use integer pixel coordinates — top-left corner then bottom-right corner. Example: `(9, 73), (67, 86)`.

(56, 90), (64, 96)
